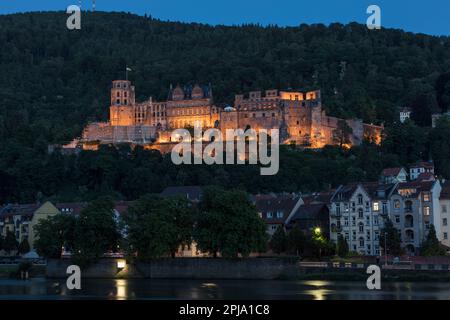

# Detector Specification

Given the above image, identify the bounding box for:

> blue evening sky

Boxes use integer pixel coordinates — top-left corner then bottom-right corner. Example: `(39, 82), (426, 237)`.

(0, 0), (449, 36)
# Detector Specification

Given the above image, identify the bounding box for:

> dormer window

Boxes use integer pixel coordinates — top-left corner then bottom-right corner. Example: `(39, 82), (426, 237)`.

(267, 212), (273, 219)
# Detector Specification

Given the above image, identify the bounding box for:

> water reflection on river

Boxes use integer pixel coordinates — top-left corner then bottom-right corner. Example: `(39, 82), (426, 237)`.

(0, 278), (449, 300)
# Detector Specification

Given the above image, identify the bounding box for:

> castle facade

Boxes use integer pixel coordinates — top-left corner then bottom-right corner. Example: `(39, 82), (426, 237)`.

(76, 80), (382, 150)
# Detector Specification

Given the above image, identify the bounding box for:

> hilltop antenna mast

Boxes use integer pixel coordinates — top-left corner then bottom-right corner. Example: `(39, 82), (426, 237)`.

(92, 0), (96, 12)
(78, 0), (82, 9)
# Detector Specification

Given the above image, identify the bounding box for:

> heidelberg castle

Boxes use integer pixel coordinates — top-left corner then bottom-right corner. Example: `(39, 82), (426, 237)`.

(71, 80), (382, 151)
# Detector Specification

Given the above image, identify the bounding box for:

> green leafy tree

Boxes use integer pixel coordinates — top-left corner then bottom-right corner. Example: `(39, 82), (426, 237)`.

(34, 214), (76, 258)
(336, 234), (349, 258)
(17, 238), (30, 255)
(380, 219), (403, 256)
(287, 224), (306, 256)
(421, 224), (446, 256)
(270, 225), (287, 255)
(195, 187), (268, 258)
(125, 194), (195, 259)
(3, 231), (18, 255)
(430, 117), (450, 178)
(72, 197), (120, 266)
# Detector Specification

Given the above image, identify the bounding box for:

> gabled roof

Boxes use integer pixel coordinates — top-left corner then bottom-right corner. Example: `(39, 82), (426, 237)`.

(381, 167), (404, 177)
(395, 180), (435, 197)
(410, 161), (434, 169)
(254, 194), (301, 223)
(417, 172), (436, 182)
(331, 182), (397, 202)
(34, 201), (59, 215)
(288, 203), (328, 222)
(0, 203), (40, 218)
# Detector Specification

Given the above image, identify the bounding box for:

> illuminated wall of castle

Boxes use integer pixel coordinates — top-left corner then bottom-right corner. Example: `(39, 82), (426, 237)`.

(77, 80), (383, 149)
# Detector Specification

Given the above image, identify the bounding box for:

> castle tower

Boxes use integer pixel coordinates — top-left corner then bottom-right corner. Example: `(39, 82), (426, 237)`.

(110, 80), (136, 126)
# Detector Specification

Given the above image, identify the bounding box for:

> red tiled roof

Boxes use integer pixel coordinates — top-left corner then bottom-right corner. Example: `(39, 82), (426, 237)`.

(382, 167), (403, 176)
(410, 161), (434, 169)
(417, 172), (435, 182)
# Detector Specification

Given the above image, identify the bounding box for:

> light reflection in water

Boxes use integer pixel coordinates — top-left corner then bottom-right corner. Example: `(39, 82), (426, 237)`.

(302, 280), (332, 300)
(115, 279), (127, 300)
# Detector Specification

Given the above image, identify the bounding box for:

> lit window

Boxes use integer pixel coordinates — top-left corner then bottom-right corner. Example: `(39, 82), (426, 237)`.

(424, 194), (430, 202)
(394, 200), (400, 209)
(424, 206), (430, 216)
(373, 202), (379, 212)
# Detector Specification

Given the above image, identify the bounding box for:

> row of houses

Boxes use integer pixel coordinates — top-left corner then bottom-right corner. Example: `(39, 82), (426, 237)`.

(1, 162), (448, 257)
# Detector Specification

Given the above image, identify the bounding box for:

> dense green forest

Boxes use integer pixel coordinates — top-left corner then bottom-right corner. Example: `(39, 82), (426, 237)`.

(0, 11), (450, 204)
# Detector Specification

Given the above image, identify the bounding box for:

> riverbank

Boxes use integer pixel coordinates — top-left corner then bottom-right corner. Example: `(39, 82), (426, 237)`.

(42, 258), (450, 282)
(0, 264), (46, 279)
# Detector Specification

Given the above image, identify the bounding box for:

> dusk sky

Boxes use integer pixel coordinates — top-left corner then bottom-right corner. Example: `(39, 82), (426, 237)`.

(0, 0), (449, 36)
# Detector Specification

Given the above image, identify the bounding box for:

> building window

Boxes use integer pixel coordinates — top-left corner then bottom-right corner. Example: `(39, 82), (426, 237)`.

(424, 206), (430, 216)
(116, 99), (120, 105)
(124, 92), (128, 98)
(352, 231), (356, 241)
(117, 92), (120, 97)
(445, 233), (448, 240)
(359, 223), (364, 233)
(335, 205), (341, 216)
(405, 201), (412, 213)
(344, 217), (349, 226)
(374, 216), (379, 225)
(267, 212), (273, 219)
(358, 208), (363, 219)
(382, 202), (388, 214)
(366, 216), (370, 226)
(373, 202), (379, 212)
(395, 215), (400, 223)
(424, 194), (430, 202)
(357, 194), (363, 205)
(276, 211), (283, 219)
(124, 99), (128, 105)
(444, 218), (448, 226)
(272, 113), (276, 117)
(394, 200), (400, 209)
(443, 205), (447, 213)
(359, 238), (364, 247)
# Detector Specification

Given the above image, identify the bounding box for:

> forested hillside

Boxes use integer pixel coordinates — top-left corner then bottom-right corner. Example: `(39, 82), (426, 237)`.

(0, 11), (450, 203)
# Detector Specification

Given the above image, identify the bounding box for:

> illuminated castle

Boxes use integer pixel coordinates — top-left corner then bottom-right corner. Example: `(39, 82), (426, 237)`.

(75, 80), (382, 150)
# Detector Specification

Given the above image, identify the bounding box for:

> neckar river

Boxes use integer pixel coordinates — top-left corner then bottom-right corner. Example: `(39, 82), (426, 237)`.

(1, 278), (450, 300)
